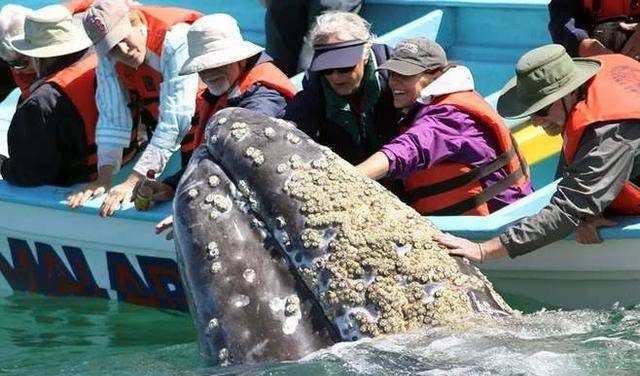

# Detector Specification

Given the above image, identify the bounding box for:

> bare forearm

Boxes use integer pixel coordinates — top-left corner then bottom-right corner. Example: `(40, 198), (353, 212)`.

(355, 152), (389, 180)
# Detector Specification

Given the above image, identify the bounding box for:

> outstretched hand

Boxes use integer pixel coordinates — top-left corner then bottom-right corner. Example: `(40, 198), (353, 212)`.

(575, 215), (617, 244)
(67, 180), (109, 208)
(621, 22), (640, 61)
(435, 232), (483, 263)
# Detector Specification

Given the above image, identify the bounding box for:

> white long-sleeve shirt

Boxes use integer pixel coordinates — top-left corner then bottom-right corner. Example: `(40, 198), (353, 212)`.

(94, 22), (198, 176)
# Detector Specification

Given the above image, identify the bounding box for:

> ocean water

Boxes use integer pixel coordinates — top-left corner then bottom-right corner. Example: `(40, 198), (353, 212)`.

(3, 290), (640, 376)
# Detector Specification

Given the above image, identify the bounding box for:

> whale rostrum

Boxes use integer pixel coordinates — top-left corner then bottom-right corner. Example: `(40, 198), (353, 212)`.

(173, 108), (512, 364)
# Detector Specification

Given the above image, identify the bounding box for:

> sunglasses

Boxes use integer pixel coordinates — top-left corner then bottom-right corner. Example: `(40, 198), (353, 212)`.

(6, 57), (29, 70)
(319, 65), (356, 76)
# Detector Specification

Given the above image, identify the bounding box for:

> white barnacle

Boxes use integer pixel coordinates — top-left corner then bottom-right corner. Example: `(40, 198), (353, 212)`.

(289, 154), (303, 170)
(276, 163), (287, 174)
(210, 262), (222, 274)
(187, 188), (199, 199)
(206, 318), (219, 333)
(210, 210), (220, 220)
(210, 135), (219, 143)
(205, 193), (216, 204)
(212, 194), (231, 212)
(264, 127), (276, 139)
(208, 175), (221, 187)
(232, 294), (250, 308)
(218, 117), (228, 125)
(275, 216), (286, 229)
(286, 132), (301, 144)
(243, 268), (256, 283)
(218, 348), (229, 363)
(206, 241), (219, 258)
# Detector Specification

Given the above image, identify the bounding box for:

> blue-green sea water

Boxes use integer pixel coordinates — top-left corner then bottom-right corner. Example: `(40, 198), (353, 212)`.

(3, 0), (640, 374)
(3, 290), (640, 375)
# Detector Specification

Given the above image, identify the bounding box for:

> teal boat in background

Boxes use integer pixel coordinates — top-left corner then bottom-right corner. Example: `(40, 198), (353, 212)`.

(3, 0), (639, 311)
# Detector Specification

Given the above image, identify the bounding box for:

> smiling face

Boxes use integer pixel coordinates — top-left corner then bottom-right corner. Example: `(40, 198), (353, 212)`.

(388, 71), (435, 110)
(109, 26), (147, 69)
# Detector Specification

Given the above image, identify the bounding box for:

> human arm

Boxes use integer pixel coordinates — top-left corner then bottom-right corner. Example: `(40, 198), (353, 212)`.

(133, 23), (198, 177)
(355, 152), (390, 179)
(67, 54), (133, 209)
(621, 22), (640, 60)
(438, 121), (640, 260)
(548, 0), (595, 57)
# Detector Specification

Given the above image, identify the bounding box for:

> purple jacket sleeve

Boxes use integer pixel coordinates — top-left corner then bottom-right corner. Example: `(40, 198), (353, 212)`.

(548, 0), (591, 57)
(379, 105), (469, 179)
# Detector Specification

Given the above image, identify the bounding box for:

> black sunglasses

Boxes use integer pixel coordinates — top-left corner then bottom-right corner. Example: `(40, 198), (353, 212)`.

(6, 57), (29, 70)
(319, 65), (356, 76)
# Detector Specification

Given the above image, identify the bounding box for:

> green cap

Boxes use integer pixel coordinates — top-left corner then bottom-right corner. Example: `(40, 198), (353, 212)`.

(497, 44), (601, 119)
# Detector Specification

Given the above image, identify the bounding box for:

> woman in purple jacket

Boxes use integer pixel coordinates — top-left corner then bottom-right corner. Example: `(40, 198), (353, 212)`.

(356, 37), (532, 216)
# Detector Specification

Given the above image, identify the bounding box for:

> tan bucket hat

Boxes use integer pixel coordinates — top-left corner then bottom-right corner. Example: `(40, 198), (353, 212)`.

(179, 14), (264, 76)
(497, 44), (602, 119)
(11, 5), (92, 58)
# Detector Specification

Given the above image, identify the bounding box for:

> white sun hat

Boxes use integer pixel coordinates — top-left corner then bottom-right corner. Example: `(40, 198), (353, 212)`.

(10, 4), (92, 58)
(179, 13), (264, 76)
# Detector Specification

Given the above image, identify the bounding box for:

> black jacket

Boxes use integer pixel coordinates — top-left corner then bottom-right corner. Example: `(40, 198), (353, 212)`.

(284, 43), (398, 165)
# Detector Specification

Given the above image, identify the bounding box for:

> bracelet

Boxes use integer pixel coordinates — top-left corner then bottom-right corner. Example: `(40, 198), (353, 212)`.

(478, 243), (485, 263)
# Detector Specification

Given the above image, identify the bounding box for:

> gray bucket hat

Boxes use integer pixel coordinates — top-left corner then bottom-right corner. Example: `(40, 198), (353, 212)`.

(497, 44), (601, 119)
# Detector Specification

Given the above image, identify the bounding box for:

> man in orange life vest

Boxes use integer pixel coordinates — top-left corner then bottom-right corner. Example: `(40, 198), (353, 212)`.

(549, 0), (640, 59)
(0, 5), (99, 186)
(437, 44), (640, 261)
(142, 13), (296, 235)
(67, 0), (202, 217)
(0, 1), (95, 102)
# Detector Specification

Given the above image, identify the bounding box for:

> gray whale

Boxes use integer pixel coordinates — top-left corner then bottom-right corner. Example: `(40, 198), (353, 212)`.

(173, 108), (512, 364)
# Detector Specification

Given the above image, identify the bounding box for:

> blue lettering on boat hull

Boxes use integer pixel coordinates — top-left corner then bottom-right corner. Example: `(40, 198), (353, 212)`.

(0, 237), (187, 311)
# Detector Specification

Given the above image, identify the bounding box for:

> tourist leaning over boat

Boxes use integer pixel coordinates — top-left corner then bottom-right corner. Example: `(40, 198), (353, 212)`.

(437, 44), (640, 261)
(355, 37), (533, 216)
(0, 5), (100, 186)
(66, 0), (201, 217)
(284, 11), (397, 166)
(134, 14), (296, 235)
(0, 1), (96, 103)
(548, 0), (640, 60)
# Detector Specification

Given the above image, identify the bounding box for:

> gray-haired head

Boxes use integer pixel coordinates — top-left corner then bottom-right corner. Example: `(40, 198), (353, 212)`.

(308, 11), (374, 60)
(0, 4), (32, 62)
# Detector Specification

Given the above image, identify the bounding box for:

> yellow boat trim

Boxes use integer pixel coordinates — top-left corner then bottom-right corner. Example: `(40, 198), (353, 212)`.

(513, 122), (562, 165)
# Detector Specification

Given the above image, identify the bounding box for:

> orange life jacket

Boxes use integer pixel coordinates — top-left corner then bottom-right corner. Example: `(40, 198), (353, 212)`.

(583, 0), (640, 22)
(186, 61), (297, 151)
(563, 54), (640, 215)
(402, 91), (529, 216)
(34, 54), (100, 180)
(113, 6), (201, 153)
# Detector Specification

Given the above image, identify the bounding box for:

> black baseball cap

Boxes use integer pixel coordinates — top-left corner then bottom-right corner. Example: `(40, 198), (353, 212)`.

(309, 40), (366, 72)
(378, 37), (447, 75)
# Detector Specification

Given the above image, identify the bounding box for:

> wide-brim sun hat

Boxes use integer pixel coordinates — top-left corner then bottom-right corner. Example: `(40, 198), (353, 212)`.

(179, 14), (264, 75)
(11, 5), (92, 58)
(497, 44), (601, 119)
